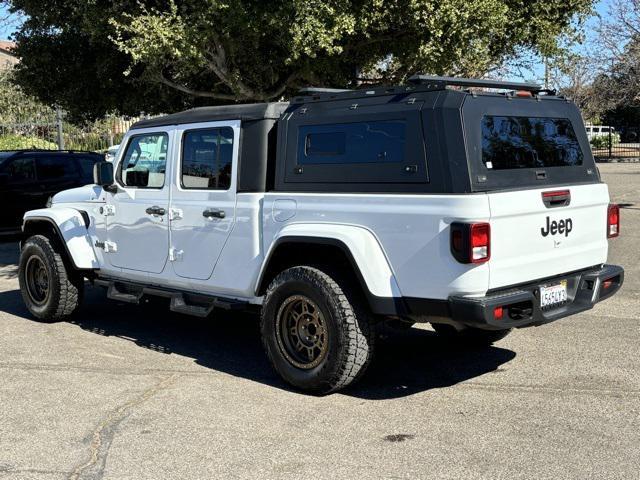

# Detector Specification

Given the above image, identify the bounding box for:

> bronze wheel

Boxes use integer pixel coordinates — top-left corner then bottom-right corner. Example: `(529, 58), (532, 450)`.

(19, 235), (83, 321)
(275, 295), (329, 369)
(25, 255), (50, 306)
(261, 266), (376, 394)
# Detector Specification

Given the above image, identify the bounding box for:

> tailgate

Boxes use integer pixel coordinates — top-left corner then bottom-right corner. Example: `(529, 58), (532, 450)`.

(488, 183), (609, 289)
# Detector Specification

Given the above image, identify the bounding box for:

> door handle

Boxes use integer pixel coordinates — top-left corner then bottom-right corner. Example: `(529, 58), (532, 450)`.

(202, 208), (226, 219)
(145, 206), (166, 216)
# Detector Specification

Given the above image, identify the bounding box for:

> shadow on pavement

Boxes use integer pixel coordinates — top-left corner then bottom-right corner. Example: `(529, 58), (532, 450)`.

(0, 285), (516, 400)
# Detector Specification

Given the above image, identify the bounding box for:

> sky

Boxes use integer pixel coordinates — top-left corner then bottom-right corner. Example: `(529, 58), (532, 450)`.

(0, 0), (616, 83)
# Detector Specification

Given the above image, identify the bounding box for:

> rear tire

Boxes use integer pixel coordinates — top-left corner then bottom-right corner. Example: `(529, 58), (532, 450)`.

(260, 266), (375, 394)
(19, 235), (84, 321)
(432, 323), (511, 347)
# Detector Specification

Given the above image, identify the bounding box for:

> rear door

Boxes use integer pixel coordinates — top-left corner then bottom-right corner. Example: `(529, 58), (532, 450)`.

(168, 121), (238, 280)
(463, 97), (609, 289)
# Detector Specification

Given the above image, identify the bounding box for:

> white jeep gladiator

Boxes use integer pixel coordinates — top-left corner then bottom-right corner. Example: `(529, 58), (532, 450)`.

(18, 76), (624, 394)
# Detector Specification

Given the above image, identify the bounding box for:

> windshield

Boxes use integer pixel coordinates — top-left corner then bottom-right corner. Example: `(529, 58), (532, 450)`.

(482, 116), (583, 170)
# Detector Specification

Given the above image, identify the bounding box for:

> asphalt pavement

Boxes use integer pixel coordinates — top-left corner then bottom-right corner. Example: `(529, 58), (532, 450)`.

(0, 162), (638, 479)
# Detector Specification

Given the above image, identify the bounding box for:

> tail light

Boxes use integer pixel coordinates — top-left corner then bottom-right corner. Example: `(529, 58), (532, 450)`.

(451, 222), (491, 264)
(607, 204), (620, 238)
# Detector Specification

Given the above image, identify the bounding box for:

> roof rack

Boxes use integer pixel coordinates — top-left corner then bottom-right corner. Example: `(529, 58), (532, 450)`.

(407, 74), (542, 92)
(291, 74), (544, 104)
(298, 87), (353, 95)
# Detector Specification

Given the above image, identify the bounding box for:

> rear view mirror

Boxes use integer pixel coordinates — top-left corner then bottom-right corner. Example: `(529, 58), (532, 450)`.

(93, 161), (114, 188)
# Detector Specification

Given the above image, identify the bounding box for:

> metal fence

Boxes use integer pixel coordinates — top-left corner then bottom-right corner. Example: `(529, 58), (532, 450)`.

(0, 104), (142, 153)
(590, 125), (640, 163)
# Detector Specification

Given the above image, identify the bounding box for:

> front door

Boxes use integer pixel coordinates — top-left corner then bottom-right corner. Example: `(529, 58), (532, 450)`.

(106, 128), (172, 274)
(169, 122), (238, 280)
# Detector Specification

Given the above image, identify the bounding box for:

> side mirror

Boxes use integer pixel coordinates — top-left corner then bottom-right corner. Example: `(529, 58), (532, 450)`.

(93, 161), (114, 187)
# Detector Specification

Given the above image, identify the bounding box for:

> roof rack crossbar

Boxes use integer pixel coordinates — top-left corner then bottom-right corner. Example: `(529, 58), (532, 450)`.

(407, 74), (542, 92)
(298, 87), (353, 95)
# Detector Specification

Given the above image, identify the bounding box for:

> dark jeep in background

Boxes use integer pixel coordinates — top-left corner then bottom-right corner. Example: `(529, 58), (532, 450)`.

(0, 150), (102, 235)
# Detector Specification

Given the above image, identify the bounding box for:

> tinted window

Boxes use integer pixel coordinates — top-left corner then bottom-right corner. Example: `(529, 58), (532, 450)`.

(77, 156), (99, 180)
(181, 128), (233, 190)
(119, 133), (168, 188)
(481, 116), (583, 170)
(0, 152), (15, 164)
(36, 156), (79, 180)
(298, 120), (406, 165)
(6, 157), (36, 181)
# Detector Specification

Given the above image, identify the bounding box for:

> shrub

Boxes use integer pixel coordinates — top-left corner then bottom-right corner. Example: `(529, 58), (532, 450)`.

(0, 134), (57, 150)
(590, 134), (621, 149)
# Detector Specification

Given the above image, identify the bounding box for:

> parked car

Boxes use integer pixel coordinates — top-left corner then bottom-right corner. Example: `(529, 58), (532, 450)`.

(0, 150), (102, 234)
(105, 144), (120, 162)
(585, 125), (620, 141)
(17, 76), (623, 394)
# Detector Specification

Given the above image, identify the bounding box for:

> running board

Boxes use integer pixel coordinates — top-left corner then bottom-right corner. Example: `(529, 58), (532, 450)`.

(95, 279), (252, 317)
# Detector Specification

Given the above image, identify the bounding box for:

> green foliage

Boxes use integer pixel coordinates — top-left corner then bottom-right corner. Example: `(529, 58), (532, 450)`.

(0, 134), (56, 150)
(0, 69), (54, 124)
(590, 134), (621, 149)
(8, 0), (595, 119)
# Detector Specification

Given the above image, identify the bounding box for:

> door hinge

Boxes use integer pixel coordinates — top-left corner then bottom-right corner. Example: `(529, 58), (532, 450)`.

(169, 208), (183, 221)
(169, 247), (183, 262)
(99, 205), (116, 216)
(95, 240), (117, 253)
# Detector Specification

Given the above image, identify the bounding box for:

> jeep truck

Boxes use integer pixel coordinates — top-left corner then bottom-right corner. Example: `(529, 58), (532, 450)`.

(18, 76), (624, 394)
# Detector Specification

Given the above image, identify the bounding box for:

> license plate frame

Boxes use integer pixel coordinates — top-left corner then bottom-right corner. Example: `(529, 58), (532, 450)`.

(540, 280), (568, 309)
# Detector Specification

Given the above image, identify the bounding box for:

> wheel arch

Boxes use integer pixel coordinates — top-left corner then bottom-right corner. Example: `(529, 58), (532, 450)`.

(256, 226), (404, 316)
(22, 208), (99, 271)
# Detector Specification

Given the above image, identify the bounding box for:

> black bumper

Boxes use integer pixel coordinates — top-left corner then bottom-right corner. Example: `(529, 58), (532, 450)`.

(445, 264), (624, 329)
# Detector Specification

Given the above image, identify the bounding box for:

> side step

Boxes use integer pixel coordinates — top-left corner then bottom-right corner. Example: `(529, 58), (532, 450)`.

(170, 295), (212, 318)
(106, 283), (143, 304)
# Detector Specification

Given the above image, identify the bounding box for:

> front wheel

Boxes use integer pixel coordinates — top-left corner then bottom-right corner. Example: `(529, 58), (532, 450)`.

(431, 323), (512, 347)
(260, 266), (375, 395)
(19, 235), (84, 321)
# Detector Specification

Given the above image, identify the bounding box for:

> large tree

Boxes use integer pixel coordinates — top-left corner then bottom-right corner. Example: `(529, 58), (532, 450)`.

(6, 0), (593, 120)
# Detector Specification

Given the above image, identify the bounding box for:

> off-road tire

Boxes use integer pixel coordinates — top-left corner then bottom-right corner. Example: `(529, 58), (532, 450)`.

(19, 234), (84, 321)
(261, 266), (375, 395)
(431, 323), (511, 347)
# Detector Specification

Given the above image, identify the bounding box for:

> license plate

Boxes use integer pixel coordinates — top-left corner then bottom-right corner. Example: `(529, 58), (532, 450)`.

(540, 281), (568, 308)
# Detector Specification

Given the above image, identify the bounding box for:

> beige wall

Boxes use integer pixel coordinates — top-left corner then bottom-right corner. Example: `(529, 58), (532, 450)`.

(0, 50), (18, 70)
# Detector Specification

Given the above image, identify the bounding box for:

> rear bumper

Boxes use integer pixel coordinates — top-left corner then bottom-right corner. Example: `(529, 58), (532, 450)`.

(446, 264), (624, 329)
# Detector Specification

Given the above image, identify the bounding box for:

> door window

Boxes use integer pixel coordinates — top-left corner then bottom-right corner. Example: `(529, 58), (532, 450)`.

(119, 133), (168, 188)
(6, 157), (36, 181)
(181, 127), (234, 190)
(36, 156), (79, 180)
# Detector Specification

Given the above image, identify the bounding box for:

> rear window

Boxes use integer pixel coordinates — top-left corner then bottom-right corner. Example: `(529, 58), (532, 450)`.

(482, 116), (583, 170)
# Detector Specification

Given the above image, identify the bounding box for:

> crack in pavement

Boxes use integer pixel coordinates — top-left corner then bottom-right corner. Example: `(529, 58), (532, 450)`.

(67, 374), (179, 480)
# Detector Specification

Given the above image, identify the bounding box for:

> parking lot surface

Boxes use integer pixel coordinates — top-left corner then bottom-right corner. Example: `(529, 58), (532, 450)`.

(0, 163), (638, 480)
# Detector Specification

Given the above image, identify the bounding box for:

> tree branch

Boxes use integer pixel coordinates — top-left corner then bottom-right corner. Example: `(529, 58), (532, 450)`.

(157, 73), (239, 100)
